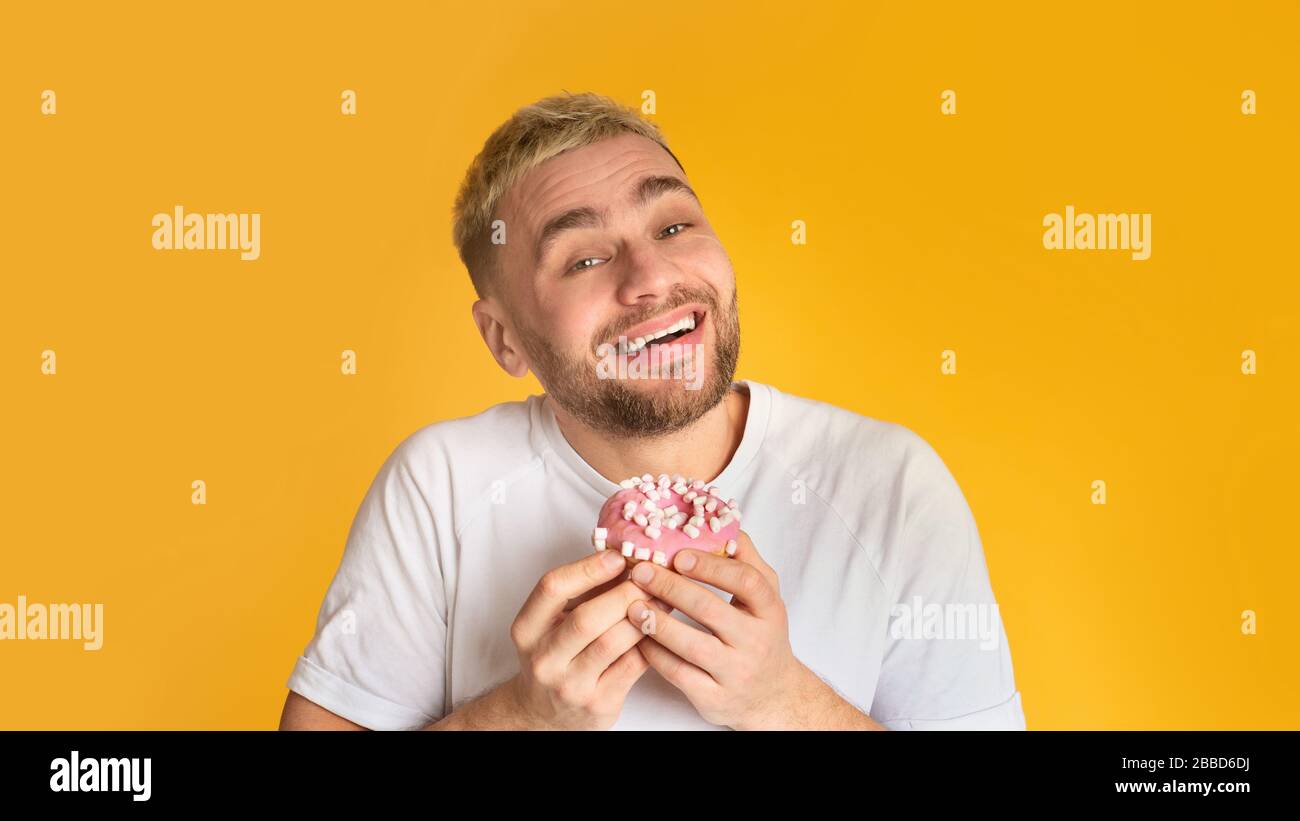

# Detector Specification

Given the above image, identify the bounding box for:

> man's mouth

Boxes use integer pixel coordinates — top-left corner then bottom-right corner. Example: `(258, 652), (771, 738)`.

(613, 309), (706, 357)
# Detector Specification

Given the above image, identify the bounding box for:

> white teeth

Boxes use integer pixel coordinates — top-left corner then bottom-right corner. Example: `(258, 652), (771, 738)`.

(618, 313), (698, 354)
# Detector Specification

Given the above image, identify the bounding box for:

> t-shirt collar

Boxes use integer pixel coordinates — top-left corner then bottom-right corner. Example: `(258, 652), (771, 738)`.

(533, 380), (772, 498)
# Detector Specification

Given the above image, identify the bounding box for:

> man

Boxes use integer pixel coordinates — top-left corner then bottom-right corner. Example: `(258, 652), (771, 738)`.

(279, 92), (1025, 730)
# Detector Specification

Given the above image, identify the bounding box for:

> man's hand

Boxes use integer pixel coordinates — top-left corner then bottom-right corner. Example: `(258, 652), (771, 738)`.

(625, 531), (883, 730)
(500, 549), (669, 729)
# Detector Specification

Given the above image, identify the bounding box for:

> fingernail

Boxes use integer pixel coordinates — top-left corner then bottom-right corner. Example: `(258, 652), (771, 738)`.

(674, 551), (697, 572)
(631, 561), (654, 585)
(629, 601), (647, 621)
(602, 551), (623, 569)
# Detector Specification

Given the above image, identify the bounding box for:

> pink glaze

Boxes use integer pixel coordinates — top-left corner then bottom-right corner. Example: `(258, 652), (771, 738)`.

(594, 477), (741, 567)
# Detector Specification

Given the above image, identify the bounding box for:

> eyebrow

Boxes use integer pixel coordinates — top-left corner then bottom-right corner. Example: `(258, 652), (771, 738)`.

(534, 174), (700, 264)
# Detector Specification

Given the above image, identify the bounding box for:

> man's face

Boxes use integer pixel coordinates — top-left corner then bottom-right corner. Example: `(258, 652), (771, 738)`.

(492, 133), (740, 439)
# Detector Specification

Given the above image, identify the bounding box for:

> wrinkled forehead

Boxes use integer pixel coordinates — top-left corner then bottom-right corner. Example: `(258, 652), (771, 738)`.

(498, 133), (688, 245)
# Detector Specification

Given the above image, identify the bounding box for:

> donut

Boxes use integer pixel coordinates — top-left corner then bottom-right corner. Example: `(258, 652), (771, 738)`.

(591, 472), (742, 569)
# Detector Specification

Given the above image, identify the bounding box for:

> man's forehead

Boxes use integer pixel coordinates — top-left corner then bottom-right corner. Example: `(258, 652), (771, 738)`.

(502, 134), (686, 229)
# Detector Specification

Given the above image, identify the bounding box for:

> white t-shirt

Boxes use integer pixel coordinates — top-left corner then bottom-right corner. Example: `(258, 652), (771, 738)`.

(286, 380), (1026, 730)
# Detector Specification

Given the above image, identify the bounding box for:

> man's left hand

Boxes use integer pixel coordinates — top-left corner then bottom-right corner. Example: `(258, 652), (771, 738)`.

(626, 530), (832, 730)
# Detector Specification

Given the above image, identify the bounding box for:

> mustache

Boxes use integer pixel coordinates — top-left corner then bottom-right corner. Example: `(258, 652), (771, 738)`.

(596, 291), (714, 347)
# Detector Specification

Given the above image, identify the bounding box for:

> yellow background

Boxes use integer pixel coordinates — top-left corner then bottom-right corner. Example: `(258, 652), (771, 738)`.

(1, 1), (1296, 729)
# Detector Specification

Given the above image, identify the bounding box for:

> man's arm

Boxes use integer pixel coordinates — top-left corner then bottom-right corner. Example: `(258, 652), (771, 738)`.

(777, 663), (886, 730)
(277, 684), (520, 730)
(423, 677), (543, 730)
(278, 690), (368, 730)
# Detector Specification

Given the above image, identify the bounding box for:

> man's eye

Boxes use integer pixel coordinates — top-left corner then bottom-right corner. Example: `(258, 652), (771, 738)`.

(567, 256), (603, 273)
(565, 224), (692, 273)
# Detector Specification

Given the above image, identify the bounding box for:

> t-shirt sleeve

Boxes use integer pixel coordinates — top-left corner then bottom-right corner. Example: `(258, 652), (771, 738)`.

(285, 434), (450, 730)
(870, 429), (1026, 731)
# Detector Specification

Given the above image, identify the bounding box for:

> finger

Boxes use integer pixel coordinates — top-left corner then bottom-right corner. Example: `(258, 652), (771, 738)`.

(596, 645), (650, 701)
(513, 550), (627, 650)
(639, 632), (721, 698)
(562, 570), (628, 613)
(628, 559), (745, 643)
(544, 580), (669, 664)
(565, 572), (670, 615)
(628, 599), (724, 673)
(566, 598), (670, 682)
(730, 530), (780, 594)
(565, 618), (645, 683)
(672, 548), (781, 621)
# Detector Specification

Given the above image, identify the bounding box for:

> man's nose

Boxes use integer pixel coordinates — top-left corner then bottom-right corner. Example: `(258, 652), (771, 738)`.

(613, 237), (683, 305)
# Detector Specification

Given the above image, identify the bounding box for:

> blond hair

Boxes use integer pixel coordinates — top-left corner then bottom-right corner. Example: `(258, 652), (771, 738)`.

(451, 91), (683, 298)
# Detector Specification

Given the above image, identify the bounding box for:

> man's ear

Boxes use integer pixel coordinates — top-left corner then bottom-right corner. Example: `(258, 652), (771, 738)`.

(472, 298), (530, 378)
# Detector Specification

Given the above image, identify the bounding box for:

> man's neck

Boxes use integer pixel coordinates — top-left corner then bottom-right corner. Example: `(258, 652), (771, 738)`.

(547, 383), (750, 486)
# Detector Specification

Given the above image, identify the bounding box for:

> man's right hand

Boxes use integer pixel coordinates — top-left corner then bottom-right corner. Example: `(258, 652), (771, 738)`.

(502, 549), (668, 729)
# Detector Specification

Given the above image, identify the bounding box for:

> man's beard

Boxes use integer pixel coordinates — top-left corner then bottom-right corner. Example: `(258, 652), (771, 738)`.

(517, 286), (741, 440)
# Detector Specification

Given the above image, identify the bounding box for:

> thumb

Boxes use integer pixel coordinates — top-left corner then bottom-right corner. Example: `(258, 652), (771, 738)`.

(731, 529), (779, 595)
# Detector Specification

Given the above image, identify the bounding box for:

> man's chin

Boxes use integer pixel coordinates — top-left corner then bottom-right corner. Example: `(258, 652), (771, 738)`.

(607, 371), (709, 396)
(605, 349), (710, 392)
